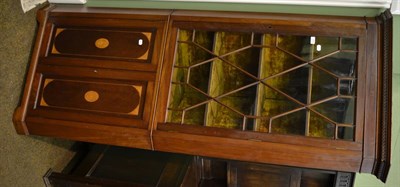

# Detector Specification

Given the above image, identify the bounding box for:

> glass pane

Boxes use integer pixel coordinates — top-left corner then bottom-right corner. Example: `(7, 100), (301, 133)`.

(314, 52), (357, 77)
(271, 109), (306, 135)
(184, 105), (207, 125)
(194, 30), (216, 49)
(253, 33), (264, 46)
(169, 29), (357, 142)
(218, 85), (257, 116)
(188, 63), (212, 93)
(311, 98), (355, 124)
(209, 31), (258, 99)
(245, 118), (257, 131)
(255, 84), (301, 132)
(221, 47), (260, 77)
(262, 33), (276, 47)
(209, 59), (256, 97)
(251, 119), (268, 133)
(167, 110), (183, 124)
(341, 37), (358, 51)
(338, 126), (354, 140)
(206, 100), (243, 129)
(309, 111), (335, 139)
(278, 35), (339, 61)
(311, 67), (337, 102)
(168, 84), (209, 110)
(260, 47), (304, 79)
(214, 32), (252, 56)
(265, 66), (309, 104)
(171, 67), (188, 83)
(339, 80), (356, 96)
(177, 29), (193, 42)
(168, 83), (209, 124)
(175, 43), (214, 67)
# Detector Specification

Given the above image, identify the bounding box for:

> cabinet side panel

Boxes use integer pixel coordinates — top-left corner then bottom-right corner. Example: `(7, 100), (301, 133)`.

(13, 5), (55, 135)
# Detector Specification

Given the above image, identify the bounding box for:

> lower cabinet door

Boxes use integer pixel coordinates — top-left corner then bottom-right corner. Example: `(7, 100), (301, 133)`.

(43, 144), (354, 187)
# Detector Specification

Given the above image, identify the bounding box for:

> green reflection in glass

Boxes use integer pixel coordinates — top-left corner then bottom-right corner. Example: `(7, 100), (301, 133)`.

(189, 63), (211, 93)
(178, 30), (193, 42)
(174, 43), (213, 67)
(171, 67), (187, 83)
(309, 111), (335, 138)
(222, 47), (260, 77)
(311, 67), (337, 102)
(218, 85), (258, 116)
(206, 101), (243, 129)
(167, 84), (208, 123)
(271, 109), (306, 135)
(168, 29), (356, 141)
(338, 126), (354, 141)
(256, 84), (300, 132)
(209, 31), (258, 98)
(166, 110), (182, 124)
(260, 47), (303, 79)
(184, 105), (207, 125)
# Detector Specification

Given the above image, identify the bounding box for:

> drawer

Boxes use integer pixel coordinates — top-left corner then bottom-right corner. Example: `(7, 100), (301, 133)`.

(29, 75), (151, 128)
(49, 27), (154, 62)
(40, 78), (145, 116)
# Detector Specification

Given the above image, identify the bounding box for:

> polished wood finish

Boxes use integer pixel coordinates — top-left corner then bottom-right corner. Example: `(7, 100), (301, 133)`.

(40, 79), (143, 115)
(51, 28), (153, 61)
(13, 5), (170, 149)
(13, 5), (392, 182)
(152, 130), (361, 172)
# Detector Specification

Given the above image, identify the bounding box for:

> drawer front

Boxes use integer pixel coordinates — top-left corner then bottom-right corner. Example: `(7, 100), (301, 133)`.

(39, 78), (145, 117)
(50, 28), (153, 61)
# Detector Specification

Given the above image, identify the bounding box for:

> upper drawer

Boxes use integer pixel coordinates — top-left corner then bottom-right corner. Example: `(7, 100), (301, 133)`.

(49, 27), (154, 62)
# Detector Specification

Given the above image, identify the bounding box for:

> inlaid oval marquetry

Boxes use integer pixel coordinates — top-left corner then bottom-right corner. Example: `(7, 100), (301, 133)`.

(52, 28), (152, 60)
(42, 79), (142, 115)
(95, 38), (109, 49)
(84, 91), (99, 102)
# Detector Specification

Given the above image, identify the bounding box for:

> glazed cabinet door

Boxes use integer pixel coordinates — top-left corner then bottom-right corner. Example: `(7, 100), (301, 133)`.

(154, 11), (376, 173)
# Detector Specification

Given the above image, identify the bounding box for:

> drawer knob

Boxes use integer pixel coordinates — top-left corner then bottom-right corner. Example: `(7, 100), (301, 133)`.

(95, 38), (109, 49)
(138, 39), (143, 46)
(84, 91), (99, 102)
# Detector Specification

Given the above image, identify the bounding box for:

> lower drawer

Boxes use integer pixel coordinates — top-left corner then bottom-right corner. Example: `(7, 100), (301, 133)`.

(28, 75), (151, 128)
(40, 78), (144, 116)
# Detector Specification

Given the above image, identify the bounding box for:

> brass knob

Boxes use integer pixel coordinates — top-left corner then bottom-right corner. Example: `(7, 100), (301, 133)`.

(95, 38), (109, 49)
(84, 91), (99, 102)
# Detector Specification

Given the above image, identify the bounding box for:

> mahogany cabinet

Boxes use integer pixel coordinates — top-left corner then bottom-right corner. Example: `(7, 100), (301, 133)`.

(13, 5), (392, 182)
